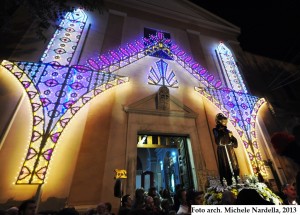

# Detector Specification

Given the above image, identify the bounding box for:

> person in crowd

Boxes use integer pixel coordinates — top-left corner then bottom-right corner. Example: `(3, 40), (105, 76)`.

(235, 189), (274, 205)
(57, 208), (79, 215)
(221, 190), (236, 205)
(160, 199), (171, 215)
(145, 196), (155, 214)
(85, 208), (96, 215)
(148, 187), (159, 199)
(132, 188), (145, 209)
(271, 125), (300, 195)
(18, 200), (36, 215)
(172, 185), (183, 212)
(6, 207), (18, 215)
(183, 190), (204, 214)
(153, 196), (162, 214)
(282, 184), (299, 205)
(127, 208), (148, 215)
(118, 195), (132, 215)
(96, 203), (107, 215)
(186, 190), (204, 206)
(161, 189), (173, 206)
(176, 189), (188, 214)
(104, 202), (114, 215)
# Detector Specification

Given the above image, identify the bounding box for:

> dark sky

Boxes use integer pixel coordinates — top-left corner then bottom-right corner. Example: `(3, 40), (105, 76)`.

(190, 0), (300, 65)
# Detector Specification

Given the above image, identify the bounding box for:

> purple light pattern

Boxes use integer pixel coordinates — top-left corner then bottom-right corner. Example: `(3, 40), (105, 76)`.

(15, 61), (123, 132)
(205, 87), (256, 135)
(1, 58), (128, 184)
(82, 35), (223, 89)
(195, 87), (267, 174)
(0, 8), (270, 184)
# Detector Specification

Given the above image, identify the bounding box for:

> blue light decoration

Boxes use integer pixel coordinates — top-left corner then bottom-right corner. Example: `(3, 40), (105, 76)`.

(216, 42), (247, 93)
(195, 87), (266, 173)
(0, 9), (267, 184)
(41, 8), (87, 66)
(1, 60), (128, 184)
(144, 30), (173, 60)
(0, 9), (128, 184)
(148, 59), (178, 88)
(195, 42), (266, 175)
(83, 32), (221, 89)
(81, 30), (266, 174)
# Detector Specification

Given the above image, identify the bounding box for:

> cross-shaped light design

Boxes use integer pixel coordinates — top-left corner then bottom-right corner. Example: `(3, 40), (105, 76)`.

(1, 9), (129, 184)
(0, 9), (266, 184)
(195, 42), (266, 175)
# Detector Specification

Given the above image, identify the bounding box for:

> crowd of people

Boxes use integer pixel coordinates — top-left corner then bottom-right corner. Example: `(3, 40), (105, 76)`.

(115, 186), (204, 215)
(0, 183), (298, 215)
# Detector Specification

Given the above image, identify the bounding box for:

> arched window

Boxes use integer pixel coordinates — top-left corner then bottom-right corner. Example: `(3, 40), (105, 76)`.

(216, 42), (247, 93)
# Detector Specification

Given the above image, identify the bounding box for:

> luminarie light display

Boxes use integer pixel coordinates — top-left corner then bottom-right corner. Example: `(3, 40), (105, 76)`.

(148, 59), (179, 88)
(1, 9), (128, 184)
(0, 9), (267, 184)
(41, 8), (88, 66)
(195, 42), (266, 175)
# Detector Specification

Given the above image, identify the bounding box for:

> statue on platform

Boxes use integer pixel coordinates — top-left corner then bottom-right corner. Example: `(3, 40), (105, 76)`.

(213, 113), (240, 185)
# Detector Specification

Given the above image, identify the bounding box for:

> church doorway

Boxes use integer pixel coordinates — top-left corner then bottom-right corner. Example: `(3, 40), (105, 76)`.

(136, 134), (195, 193)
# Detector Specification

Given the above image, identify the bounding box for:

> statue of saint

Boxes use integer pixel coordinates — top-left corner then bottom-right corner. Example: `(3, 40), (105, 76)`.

(213, 113), (240, 185)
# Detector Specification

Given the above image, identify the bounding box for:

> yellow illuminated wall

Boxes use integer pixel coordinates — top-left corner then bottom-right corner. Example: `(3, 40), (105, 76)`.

(0, 67), (37, 202)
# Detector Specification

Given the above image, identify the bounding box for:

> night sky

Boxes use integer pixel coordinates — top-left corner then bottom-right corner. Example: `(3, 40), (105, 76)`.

(190, 0), (300, 65)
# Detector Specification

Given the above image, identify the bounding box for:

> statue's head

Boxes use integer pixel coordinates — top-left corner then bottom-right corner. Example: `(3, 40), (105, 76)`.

(215, 113), (228, 126)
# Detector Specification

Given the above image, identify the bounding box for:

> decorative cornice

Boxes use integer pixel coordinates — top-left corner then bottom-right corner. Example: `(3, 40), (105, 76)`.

(124, 94), (198, 118)
(124, 107), (197, 118)
(106, 0), (240, 35)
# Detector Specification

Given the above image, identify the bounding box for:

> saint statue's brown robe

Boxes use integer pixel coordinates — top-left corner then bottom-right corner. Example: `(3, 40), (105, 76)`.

(213, 124), (239, 185)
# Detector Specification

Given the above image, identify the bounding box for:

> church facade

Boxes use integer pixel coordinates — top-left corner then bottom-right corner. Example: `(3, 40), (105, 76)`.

(0, 0), (297, 211)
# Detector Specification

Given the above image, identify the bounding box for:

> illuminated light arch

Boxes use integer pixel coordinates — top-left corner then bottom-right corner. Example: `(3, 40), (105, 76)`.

(0, 8), (266, 184)
(195, 88), (267, 175)
(90, 32), (267, 174)
(1, 60), (45, 180)
(5, 29), (223, 184)
(248, 98), (267, 173)
(1, 60), (128, 184)
(21, 77), (128, 184)
(213, 42), (267, 174)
